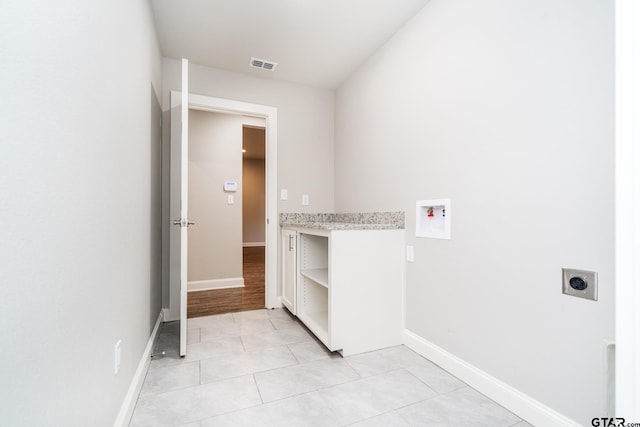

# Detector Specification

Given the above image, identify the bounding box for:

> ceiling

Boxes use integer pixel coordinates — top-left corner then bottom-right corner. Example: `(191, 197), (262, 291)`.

(150, 0), (430, 89)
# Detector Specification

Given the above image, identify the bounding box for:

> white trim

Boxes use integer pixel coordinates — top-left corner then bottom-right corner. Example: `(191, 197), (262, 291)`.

(603, 339), (616, 417)
(162, 307), (173, 322)
(400, 234), (407, 332)
(615, 0), (640, 418)
(179, 93), (278, 310)
(187, 277), (244, 291)
(403, 330), (581, 427)
(113, 311), (164, 427)
(179, 59), (189, 358)
(243, 241), (266, 247)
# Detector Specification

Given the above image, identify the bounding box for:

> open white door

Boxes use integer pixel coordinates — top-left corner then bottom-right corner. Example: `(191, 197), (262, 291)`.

(169, 59), (190, 357)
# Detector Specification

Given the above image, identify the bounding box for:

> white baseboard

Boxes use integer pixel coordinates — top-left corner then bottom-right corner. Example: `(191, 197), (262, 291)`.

(243, 241), (265, 247)
(269, 296), (283, 309)
(162, 307), (174, 322)
(187, 277), (244, 292)
(403, 330), (581, 427)
(113, 310), (164, 427)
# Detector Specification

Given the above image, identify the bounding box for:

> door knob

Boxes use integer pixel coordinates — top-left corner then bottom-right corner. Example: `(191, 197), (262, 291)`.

(173, 218), (196, 227)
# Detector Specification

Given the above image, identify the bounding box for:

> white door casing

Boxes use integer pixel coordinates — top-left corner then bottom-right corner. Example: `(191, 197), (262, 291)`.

(188, 94), (279, 310)
(168, 92), (279, 329)
(615, 0), (640, 418)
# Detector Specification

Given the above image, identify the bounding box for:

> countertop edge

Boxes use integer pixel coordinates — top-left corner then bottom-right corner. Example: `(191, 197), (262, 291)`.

(279, 211), (405, 231)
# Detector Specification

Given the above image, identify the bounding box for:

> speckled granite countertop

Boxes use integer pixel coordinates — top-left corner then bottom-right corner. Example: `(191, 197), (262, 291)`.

(280, 212), (404, 230)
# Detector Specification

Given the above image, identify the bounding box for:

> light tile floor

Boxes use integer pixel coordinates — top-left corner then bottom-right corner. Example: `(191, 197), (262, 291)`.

(130, 308), (532, 427)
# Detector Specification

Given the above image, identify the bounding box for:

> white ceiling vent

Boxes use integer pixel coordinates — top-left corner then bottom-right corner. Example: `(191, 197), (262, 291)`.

(250, 57), (277, 71)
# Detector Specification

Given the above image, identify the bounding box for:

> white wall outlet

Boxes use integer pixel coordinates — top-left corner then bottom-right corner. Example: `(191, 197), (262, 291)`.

(406, 245), (415, 262)
(114, 339), (122, 375)
(227, 195), (234, 204)
(280, 189), (288, 200)
(302, 194), (309, 206)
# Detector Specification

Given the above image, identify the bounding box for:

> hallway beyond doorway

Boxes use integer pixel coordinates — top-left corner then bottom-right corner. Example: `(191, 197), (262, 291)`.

(187, 247), (265, 318)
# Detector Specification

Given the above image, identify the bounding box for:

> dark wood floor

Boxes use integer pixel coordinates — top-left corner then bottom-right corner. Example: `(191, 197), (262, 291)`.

(187, 246), (265, 318)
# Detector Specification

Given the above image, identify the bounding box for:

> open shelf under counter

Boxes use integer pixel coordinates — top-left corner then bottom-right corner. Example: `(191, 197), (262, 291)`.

(298, 309), (329, 348)
(280, 213), (405, 356)
(300, 268), (328, 288)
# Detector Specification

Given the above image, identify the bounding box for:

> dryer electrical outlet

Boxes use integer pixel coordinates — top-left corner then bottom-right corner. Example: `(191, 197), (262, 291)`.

(562, 268), (598, 301)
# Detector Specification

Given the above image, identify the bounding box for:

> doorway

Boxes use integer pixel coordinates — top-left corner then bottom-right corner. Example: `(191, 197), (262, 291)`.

(185, 114), (267, 317)
(240, 124), (267, 308)
(166, 93), (278, 324)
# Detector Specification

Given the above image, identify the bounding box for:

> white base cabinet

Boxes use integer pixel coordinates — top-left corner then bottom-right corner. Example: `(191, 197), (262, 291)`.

(281, 229), (297, 314)
(282, 227), (404, 356)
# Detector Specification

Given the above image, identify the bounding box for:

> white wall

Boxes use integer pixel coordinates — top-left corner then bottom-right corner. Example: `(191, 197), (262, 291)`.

(243, 126), (266, 245)
(162, 58), (334, 213)
(335, 0), (614, 424)
(243, 157), (266, 244)
(188, 110), (248, 282)
(162, 59), (335, 302)
(0, 0), (162, 425)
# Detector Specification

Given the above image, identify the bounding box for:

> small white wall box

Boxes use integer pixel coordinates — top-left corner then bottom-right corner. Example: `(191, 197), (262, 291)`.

(416, 199), (451, 239)
(223, 181), (238, 192)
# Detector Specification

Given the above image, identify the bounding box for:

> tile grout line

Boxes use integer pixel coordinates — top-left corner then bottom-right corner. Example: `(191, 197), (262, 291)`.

(136, 378), (205, 400)
(400, 364), (465, 396)
(252, 365), (437, 416)
(133, 311), (524, 426)
(239, 334), (248, 352)
(199, 345), (300, 386)
(323, 368), (461, 426)
(257, 360), (364, 405)
(286, 343), (302, 365)
(252, 373), (266, 404)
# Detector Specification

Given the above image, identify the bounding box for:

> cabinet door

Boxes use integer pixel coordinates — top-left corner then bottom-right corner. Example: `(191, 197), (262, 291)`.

(281, 229), (297, 314)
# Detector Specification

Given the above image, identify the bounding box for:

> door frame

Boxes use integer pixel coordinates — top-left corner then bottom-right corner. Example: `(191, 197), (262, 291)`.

(166, 93), (278, 320)
(615, 0), (640, 417)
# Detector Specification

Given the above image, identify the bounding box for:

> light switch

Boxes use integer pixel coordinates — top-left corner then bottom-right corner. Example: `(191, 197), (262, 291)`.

(281, 189), (288, 200)
(302, 194), (309, 206)
(406, 245), (414, 262)
(227, 195), (234, 204)
(114, 340), (121, 375)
